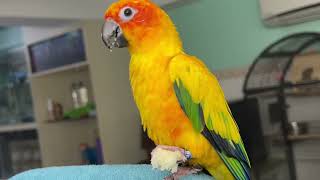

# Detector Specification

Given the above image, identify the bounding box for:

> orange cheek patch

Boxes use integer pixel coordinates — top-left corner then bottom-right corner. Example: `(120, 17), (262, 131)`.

(122, 24), (159, 46)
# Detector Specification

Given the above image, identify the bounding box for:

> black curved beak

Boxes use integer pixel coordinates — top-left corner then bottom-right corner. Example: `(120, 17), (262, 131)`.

(101, 19), (128, 50)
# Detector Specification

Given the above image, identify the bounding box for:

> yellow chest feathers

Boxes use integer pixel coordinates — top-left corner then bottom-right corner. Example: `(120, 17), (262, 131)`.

(129, 55), (172, 113)
(129, 55), (184, 144)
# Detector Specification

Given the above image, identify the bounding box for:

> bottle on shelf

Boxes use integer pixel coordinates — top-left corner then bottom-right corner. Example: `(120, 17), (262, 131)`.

(71, 83), (80, 109)
(47, 98), (54, 122)
(78, 81), (89, 107)
(71, 81), (89, 109)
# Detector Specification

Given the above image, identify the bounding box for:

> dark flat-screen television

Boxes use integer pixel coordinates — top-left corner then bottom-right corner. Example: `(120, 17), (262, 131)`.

(28, 29), (86, 73)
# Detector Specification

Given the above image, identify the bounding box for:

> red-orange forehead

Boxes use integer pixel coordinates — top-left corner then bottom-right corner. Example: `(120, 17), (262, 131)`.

(104, 0), (160, 26)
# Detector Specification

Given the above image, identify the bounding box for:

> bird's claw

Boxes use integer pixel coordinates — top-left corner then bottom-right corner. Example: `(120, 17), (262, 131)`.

(164, 166), (203, 180)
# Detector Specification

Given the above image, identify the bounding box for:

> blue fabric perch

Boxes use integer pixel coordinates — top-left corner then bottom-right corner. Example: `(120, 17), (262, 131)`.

(10, 164), (212, 180)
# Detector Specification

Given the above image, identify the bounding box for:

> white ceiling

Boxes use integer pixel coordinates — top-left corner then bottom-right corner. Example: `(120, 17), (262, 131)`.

(0, 0), (182, 25)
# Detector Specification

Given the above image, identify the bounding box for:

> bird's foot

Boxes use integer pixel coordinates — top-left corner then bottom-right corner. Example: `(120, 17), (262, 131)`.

(151, 145), (194, 175)
(164, 166), (203, 180)
(152, 145), (192, 163)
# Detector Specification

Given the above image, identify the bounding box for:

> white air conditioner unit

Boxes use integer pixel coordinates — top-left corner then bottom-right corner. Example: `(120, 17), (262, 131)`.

(260, 0), (320, 26)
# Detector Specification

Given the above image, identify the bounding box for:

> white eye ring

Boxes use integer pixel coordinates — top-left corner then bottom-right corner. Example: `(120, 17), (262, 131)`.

(119, 6), (137, 22)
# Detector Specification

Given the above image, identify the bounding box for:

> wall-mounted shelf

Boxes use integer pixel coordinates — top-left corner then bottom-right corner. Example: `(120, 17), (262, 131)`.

(0, 122), (37, 133)
(286, 92), (320, 97)
(30, 61), (88, 78)
(288, 134), (320, 141)
(43, 117), (96, 124)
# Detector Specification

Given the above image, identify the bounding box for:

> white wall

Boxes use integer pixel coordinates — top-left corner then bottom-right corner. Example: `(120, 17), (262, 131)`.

(287, 96), (320, 123)
(219, 77), (245, 102)
(22, 24), (81, 45)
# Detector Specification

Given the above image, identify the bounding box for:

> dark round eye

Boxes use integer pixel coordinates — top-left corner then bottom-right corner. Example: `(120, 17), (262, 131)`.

(119, 6), (137, 21)
(124, 8), (133, 17)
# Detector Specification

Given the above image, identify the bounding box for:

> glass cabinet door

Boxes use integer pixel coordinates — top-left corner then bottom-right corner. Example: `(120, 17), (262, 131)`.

(0, 47), (34, 125)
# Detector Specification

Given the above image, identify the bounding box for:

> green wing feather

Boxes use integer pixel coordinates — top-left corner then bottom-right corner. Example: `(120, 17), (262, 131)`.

(174, 80), (250, 180)
(170, 54), (251, 180)
(174, 79), (204, 132)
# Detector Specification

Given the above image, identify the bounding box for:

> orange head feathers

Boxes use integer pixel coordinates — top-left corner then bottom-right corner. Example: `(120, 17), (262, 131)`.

(102, 0), (182, 55)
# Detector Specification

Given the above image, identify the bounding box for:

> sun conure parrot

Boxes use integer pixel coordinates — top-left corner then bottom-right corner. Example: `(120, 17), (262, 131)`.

(102, 0), (251, 179)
